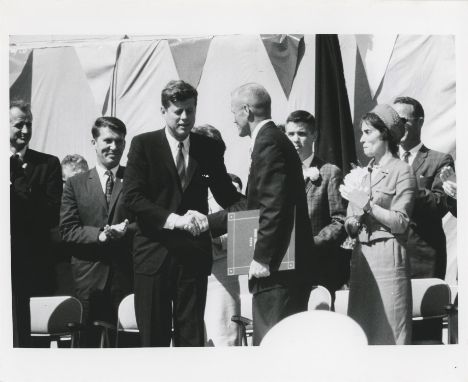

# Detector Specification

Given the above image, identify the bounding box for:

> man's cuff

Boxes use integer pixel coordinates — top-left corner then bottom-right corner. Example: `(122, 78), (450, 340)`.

(163, 213), (178, 230)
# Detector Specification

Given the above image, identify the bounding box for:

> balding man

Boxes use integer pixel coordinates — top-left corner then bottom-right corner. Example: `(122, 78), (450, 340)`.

(10, 100), (62, 346)
(208, 83), (316, 345)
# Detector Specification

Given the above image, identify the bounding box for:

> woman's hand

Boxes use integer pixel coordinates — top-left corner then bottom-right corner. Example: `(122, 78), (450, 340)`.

(344, 215), (362, 238)
(339, 184), (370, 210)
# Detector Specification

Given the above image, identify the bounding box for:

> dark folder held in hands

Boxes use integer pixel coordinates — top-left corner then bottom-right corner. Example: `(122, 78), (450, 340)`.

(227, 209), (295, 276)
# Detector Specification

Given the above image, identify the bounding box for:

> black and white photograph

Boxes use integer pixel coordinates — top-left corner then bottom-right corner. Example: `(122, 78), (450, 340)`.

(1, 1), (467, 381)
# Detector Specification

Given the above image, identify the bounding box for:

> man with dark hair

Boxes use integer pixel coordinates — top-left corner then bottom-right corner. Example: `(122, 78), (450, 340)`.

(60, 116), (134, 346)
(285, 110), (348, 301)
(10, 100), (63, 347)
(208, 84), (316, 345)
(393, 97), (454, 279)
(123, 80), (241, 347)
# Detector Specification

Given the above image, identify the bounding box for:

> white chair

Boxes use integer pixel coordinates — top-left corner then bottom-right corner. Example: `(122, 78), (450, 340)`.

(30, 296), (83, 347)
(411, 278), (451, 344)
(333, 289), (349, 314)
(308, 285), (332, 311)
(261, 310), (368, 347)
(113, 293), (139, 347)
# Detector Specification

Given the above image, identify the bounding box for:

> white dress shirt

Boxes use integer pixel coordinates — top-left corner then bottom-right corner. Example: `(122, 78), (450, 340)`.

(164, 128), (191, 230)
(95, 163), (119, 194)
(399, 142), (423, 166)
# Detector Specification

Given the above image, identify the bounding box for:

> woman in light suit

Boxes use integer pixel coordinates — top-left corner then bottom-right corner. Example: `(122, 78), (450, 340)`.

(340, 104), (417, 345)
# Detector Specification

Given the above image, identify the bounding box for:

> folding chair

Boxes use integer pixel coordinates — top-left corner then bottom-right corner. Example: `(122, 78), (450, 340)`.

(333, 289), (349, 314)
(232, 285), (332, 346)
(115, 293), (139, 347)
(411, 278), (451, 345)
(261, 310), (368, 347)
(30, 296), (83, 347)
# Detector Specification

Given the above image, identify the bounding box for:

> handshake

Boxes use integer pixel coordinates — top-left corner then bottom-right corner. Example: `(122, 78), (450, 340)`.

(174, 210), (209, 237)
(99, 219), (129, 243)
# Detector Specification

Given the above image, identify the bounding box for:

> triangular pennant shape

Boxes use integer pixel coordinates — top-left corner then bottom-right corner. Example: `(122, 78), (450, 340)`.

(356, 34), (397, 100)
(10, 50), (33, 104)
(75, 40), (122, 114)
(261, 34), (304, 99)
(168, 37), (212, 88)
(10, 48), (32, 87)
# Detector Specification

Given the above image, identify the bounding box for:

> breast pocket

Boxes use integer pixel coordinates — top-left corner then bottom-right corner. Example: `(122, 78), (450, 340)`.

(373, 186), (396, 209)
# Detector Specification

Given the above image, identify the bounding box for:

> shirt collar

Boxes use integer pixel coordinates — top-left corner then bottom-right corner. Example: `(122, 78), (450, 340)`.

(95, 162), (119, 179)
(165, 127), (190, 154)
(10, 145), (28, 160)
(302, 152), (314, 168)
(250, 119), (272, 153)
(399, 142), (423, 158)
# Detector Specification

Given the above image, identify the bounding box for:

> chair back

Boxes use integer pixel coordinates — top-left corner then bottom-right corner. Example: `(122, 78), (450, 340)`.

(308, 285), (331, 311)
(334, 289), (349, 314)
(117, 294), (138, 332)
(30, 296), (82, 335)
(411, 278), (450, 319)
(261, 310), (367, 347)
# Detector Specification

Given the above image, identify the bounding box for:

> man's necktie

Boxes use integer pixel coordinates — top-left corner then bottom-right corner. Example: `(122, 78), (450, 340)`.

(176, 141), (186, 189)
(402, 151), (410, 163)
(105, 170), (114, 206)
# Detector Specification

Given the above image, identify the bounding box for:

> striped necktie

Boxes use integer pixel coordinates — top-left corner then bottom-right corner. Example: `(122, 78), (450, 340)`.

(402, 151), (410, 163)
(105, 170), (114, 206)
(176, 141), (186, 189)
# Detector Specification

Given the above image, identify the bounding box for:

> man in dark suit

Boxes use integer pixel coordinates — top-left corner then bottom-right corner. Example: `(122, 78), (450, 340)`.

(393, 97), (454, 279)
(60, 117), (134, 346)
(208, 84), (315, 345)
(284, 110), (348, 299)
(122, 80), (241, 347)
(10, 100), (63, 347)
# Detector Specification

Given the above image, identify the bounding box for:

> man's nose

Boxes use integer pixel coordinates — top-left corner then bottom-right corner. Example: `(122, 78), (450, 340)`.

(21, 124), (29, 133)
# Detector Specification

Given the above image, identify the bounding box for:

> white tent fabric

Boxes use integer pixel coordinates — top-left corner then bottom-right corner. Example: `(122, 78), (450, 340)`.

(9, 34), (457, 282)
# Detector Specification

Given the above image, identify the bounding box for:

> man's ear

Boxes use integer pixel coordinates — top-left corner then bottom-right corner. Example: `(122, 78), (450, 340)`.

(91, 138), (96, 147)
(161, 106), (166, 115)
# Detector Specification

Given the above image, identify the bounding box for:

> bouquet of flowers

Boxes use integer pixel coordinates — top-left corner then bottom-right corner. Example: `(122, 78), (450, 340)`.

(340, 164), (369, 250)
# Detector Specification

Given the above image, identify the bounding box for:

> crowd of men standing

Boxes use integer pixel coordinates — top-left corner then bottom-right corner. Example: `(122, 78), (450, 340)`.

(10, 80), (456, 347)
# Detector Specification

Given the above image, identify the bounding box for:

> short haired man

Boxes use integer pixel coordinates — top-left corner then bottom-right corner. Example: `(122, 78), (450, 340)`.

(285, 110), (348, 299)
(60, 117), (134, 346)
(208, 84), (316, 345)
(393, 97), (455, 279)
(123, 80), (242, 347)
(10, 100), (63, 347)
(61, 154), (89, 184)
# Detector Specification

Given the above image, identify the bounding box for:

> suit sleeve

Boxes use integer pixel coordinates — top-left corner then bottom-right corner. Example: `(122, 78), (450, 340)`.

(251, 137), (292, 266)
(207, 140), (243, 209)
(370, 165), (417, 234)
(122, 135), (172, 230)
(416, 153), (454, 218)
(59, 178), (101, 244)
(314, 166), (347, 247)
(44, 156), (63, 228)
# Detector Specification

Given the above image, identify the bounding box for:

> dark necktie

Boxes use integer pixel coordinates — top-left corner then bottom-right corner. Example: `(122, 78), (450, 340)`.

(176, 141), (186, 189)
(105, 170), (114, 206)
(402, 151), (410, 163)
(10, 154), (22, 182)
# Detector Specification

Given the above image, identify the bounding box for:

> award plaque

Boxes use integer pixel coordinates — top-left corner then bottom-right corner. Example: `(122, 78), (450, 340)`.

(226, 209), (295, 275)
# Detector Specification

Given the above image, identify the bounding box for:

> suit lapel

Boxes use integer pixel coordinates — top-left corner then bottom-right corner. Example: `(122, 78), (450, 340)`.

(160, 129), (184, 192)
(108, 166), (124, 219)
(88, 168), (108, 209)
(411, 145), (428, 174)
(185, 133), (199, 190)
(305, 156), (323, 194)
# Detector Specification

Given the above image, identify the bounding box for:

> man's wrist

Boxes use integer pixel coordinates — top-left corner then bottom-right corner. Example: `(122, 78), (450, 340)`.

(363, 200), (373, 214)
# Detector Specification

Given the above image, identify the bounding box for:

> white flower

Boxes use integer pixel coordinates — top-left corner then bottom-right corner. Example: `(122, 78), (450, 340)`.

(343, 166), (368, 191)
(22, 163), (28, 169)
(303, 166), (320, 182)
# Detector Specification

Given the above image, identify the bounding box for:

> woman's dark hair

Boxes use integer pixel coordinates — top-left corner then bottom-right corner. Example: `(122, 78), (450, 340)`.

(361, 112), (399, 156)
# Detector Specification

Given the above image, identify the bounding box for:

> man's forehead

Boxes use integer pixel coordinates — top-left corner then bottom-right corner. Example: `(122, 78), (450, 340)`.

(167, 98), (196, 109)
(10, 107), (32, 121)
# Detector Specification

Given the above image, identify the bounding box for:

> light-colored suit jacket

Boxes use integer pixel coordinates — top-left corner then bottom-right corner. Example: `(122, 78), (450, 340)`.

(347, 157), (417, 244)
